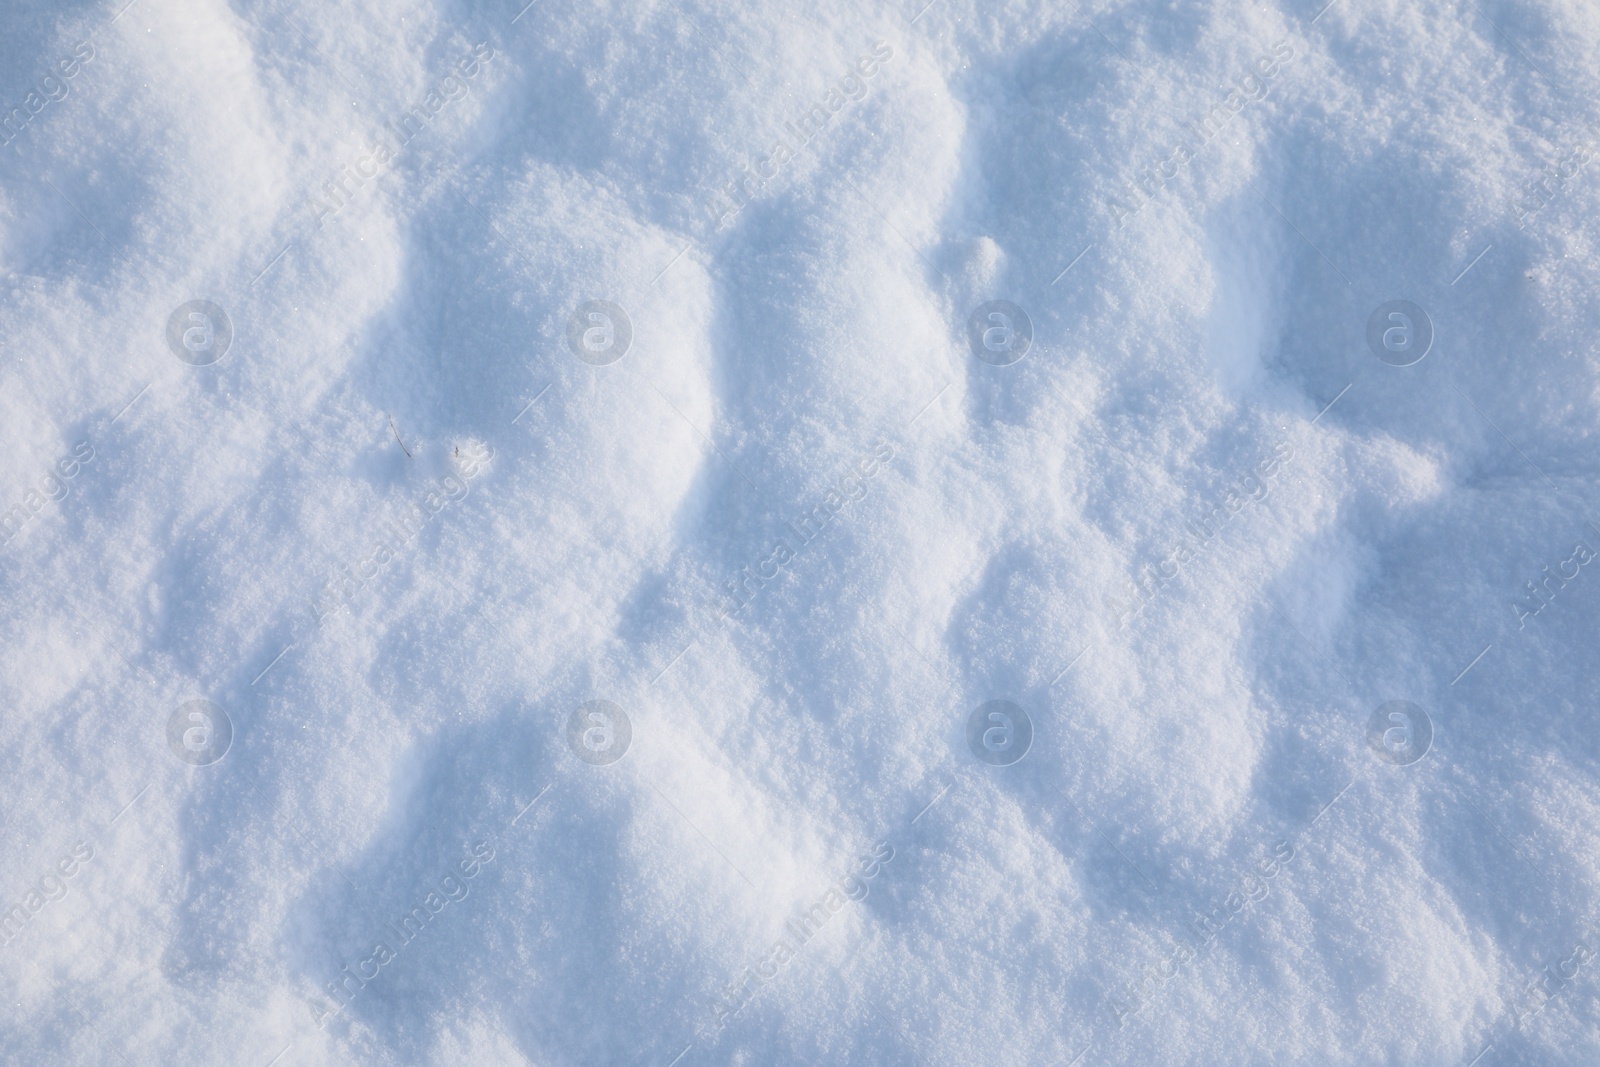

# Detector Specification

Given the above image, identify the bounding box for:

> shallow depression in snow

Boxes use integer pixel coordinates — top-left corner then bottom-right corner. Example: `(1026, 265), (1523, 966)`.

(1, 0), (1599, 1064)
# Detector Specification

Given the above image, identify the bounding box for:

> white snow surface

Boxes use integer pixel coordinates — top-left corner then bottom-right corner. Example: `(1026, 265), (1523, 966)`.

(2, 0), (1600, 1063)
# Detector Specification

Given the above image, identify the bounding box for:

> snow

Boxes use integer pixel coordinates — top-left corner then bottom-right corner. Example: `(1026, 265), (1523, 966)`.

(2, 0), (1599, 1063)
